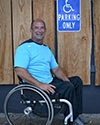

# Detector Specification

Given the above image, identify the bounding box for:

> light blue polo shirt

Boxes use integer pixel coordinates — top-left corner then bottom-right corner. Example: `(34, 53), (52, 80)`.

(14, 39), (58, 83)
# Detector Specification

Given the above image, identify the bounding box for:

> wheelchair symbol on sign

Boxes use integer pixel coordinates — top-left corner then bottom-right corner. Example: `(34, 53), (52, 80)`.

(63, 0), (74, 13)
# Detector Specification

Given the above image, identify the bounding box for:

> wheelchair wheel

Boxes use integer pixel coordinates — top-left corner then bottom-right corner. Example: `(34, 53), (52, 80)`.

(4, 84), (54, 125)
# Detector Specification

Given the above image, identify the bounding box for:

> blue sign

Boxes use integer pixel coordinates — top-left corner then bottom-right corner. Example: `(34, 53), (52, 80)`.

(57, 0), (81, 32)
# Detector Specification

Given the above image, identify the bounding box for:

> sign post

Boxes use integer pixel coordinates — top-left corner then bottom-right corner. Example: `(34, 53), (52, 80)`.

(57, 0), (81, 32)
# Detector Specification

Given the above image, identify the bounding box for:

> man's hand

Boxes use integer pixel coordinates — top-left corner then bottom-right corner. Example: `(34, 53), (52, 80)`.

(39, 83), (56, 94)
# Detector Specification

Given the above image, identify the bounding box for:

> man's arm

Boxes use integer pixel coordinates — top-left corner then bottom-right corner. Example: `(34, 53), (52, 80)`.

(52, 66), (70, 82)
(15, 67), (56, 94)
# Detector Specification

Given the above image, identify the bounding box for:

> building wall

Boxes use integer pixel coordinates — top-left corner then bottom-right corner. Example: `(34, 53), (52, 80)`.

(0, 0), (100, 86)
(0, 0), (100, 114)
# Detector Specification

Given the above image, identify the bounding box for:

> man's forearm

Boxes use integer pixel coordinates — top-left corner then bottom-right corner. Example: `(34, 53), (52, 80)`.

(15, 67), (41, 87)
(52, 66), (70, 81)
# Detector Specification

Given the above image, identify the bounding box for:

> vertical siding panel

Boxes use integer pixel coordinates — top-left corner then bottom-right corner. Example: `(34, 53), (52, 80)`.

(33, 0), (55, 54)
(93, 0), (100, 85)
(12, 0), (32, 83)
(57, 0), (92, 85)
(0, 0), (13, 84)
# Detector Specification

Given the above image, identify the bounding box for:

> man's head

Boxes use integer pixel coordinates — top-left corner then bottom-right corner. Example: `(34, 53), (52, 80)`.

(30, 19), (46, 44)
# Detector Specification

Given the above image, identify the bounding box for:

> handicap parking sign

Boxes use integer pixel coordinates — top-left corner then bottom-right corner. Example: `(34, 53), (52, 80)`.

(57, 0), (81, 32)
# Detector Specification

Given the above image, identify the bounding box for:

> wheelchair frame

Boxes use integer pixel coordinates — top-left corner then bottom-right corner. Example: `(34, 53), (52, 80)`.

(4, 84), (73, 125)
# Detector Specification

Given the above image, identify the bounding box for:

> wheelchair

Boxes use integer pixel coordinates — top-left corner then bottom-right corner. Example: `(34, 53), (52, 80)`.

(4, 81), (73, 125)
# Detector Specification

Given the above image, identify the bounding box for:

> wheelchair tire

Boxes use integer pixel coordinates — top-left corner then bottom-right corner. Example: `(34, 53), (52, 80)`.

(4, 84), (54, 125)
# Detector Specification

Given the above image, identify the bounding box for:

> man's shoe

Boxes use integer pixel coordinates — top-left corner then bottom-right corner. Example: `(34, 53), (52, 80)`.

(73, 117), (84, 125)
(78, 114), (92, 124)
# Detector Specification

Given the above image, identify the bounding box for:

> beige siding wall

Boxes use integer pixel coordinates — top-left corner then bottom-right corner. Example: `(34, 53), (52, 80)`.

(12, 0), (32, 83)
(0, 0), (100, 85)
(93, 0), (100, 85)
(0, 0), (13, 84)
(58, 0), (92, 85)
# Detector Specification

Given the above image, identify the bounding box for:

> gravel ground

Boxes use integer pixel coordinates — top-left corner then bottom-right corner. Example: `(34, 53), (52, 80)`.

(82, 114), (100, 125)
(0, 113), (100, 125)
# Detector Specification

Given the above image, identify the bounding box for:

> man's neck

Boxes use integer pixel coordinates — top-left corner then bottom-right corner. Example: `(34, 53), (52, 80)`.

(31, 38), (43, 45)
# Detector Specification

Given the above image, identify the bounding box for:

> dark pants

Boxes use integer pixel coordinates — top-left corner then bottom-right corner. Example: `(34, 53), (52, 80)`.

(49, 76), (83, 120)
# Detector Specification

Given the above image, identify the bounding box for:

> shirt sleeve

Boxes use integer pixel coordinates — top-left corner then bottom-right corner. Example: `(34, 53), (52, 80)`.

(14, 45), (30, 69)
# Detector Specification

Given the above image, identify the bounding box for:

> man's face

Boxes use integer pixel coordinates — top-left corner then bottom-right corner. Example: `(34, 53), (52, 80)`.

(31, 21), (46, 42)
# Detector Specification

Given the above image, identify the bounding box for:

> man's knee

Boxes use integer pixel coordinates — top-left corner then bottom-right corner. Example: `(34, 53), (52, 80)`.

(69, 76), (83, 88)
(75, 76), (83, 84)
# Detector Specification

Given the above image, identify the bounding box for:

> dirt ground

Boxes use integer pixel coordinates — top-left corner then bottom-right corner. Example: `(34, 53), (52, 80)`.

(0, 113), (100, 125)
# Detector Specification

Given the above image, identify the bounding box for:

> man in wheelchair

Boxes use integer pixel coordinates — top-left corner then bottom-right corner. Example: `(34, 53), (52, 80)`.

(14, 19), (90, 125)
